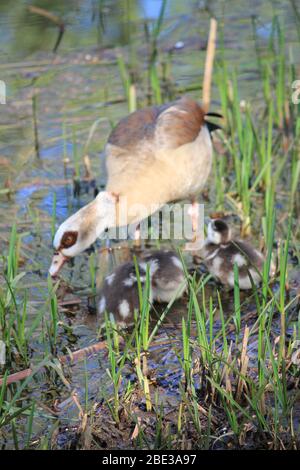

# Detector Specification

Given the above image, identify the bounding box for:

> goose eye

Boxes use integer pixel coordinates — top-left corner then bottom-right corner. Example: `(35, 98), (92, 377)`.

(61, 231), (78, 248)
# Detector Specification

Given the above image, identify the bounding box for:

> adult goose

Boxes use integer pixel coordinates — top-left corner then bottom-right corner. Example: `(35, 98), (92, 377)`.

(49, 97), (221, 276)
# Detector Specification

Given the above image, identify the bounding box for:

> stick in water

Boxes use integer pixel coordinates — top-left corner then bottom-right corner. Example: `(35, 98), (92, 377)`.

(202, 18), (218, 113)
(0, 340), (107, 386)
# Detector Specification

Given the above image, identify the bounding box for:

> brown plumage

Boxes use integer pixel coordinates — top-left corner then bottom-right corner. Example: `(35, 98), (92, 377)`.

(108, 98), (206, 151)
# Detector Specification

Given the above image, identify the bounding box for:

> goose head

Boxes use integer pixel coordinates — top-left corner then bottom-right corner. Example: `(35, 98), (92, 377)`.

(49, 191), (117, 277)
(207, 219), (231, 245)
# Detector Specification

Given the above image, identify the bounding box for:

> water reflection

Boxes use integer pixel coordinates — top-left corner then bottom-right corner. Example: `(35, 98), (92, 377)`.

(0, 0), (164, 59)
(0, 0), (297, 61)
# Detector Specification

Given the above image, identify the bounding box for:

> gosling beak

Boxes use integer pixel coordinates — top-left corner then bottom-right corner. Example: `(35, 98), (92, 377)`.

(49, 251), (69, 277)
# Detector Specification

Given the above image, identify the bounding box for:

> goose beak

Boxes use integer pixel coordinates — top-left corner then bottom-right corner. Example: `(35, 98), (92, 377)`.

(204, 112), (223, 134)
(205, 120), (222, 133)
(49, 251), (69, 277)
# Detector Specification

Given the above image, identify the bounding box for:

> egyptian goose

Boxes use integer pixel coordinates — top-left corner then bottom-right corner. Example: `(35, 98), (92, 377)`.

(49, 97), (221, 276)
(98, 250), (186, 326)
(200, 219), (276, 289)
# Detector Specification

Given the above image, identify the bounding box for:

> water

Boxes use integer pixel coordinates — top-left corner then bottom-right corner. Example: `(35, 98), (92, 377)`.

(0, 0), (299, 449)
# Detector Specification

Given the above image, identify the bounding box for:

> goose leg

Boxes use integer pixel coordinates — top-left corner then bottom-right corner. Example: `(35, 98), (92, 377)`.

(133, 223), (141, 248)
(189, 200), (199, 233)
(184, 199), (204, 251)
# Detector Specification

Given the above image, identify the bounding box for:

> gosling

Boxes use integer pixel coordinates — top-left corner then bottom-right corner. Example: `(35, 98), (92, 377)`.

(98, 250), (186, 325)
(200, 219), (276, 289)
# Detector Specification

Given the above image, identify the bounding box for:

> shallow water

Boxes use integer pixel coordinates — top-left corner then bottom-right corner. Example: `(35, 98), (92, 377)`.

(0, 0), (299, 449)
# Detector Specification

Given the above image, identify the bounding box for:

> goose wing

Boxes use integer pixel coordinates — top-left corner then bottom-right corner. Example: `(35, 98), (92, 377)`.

(107, 97), (205, 154)
(105, 97), (206, 195)
(154, 97), (206, 149)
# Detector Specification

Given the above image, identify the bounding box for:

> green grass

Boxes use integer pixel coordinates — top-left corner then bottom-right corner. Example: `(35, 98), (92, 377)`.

(0, 7), (299, 451)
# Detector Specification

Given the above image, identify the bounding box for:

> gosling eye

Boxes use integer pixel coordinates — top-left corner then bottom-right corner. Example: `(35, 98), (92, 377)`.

(60, 231), (78, 249)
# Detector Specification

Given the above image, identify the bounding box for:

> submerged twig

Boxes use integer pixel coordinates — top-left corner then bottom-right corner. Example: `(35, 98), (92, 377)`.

(59, 341), (107, 364)
(32, 93), (40, 159)
(4, 178), (12, 201)
(0, 340), (107, 386)
(28, 5), (65, 53)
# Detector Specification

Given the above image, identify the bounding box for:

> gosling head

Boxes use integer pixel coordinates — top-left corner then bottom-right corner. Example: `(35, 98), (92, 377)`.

(49, 191), (117, 277)
(207, 219), (231, 245)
